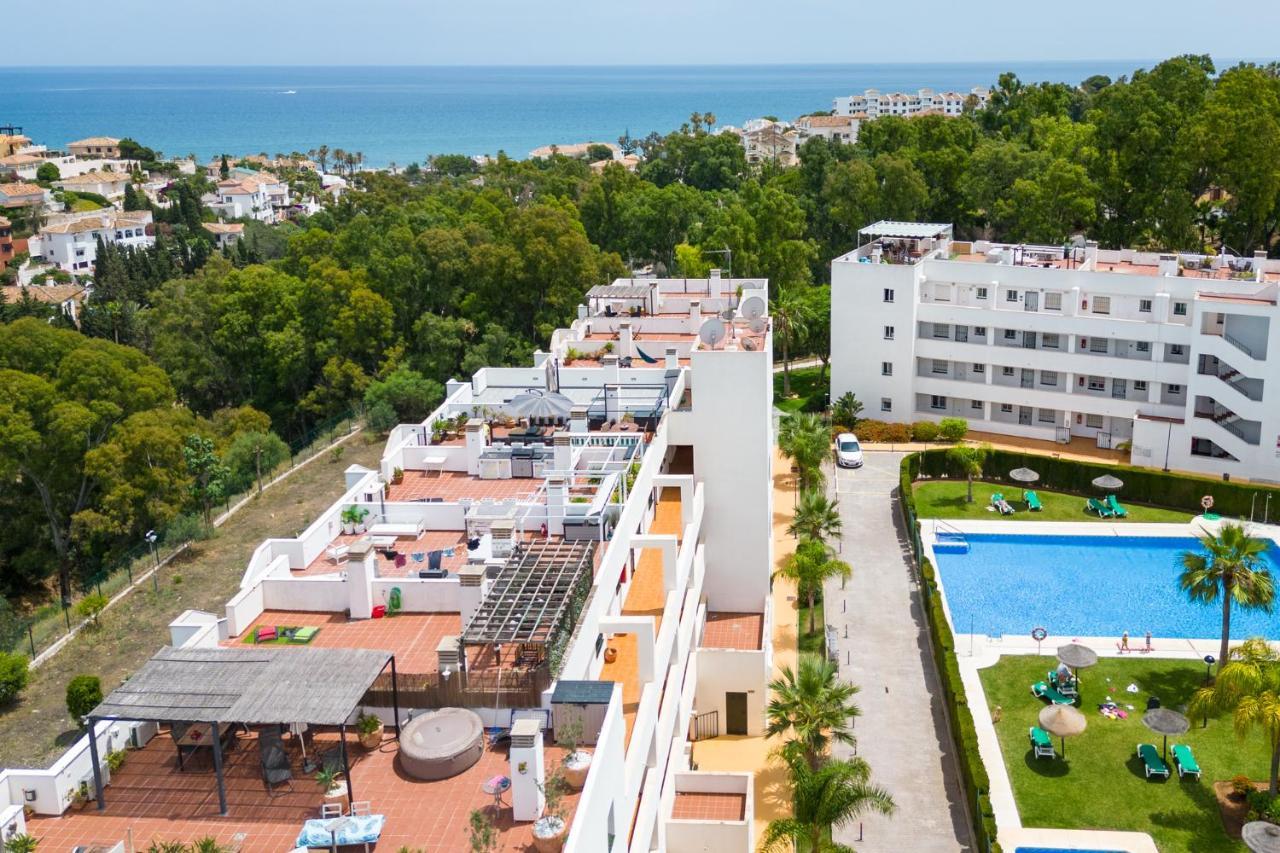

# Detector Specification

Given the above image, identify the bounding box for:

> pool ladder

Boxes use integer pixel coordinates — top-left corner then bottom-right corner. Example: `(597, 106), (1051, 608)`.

(932, 519), (969, 553)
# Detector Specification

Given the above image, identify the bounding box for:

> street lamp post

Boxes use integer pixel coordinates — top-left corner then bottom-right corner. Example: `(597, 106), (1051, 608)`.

(1203, 654), (1216, 728)
(145, 530), (159, 593)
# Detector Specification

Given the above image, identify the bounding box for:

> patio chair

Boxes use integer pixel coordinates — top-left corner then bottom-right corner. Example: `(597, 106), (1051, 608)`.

(1105, 494), (1128, 518)
(990, 493), (1015, 515)
(1028, 726), (1055, 759)
(1137, 743), (1170, 779)
(1031, 681), (1075, 706)
(259, 740), (294, 795)
(1046, 670), (1078, 697)
(1023, 490), (1043, 511)
(1171, 744), (1201, 779)
(1085, 498), (1115, 518)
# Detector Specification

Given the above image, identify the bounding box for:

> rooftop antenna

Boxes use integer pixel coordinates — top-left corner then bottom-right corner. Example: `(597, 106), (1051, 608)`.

(720, 306), (737, 337)
(698, 318), (726, 351)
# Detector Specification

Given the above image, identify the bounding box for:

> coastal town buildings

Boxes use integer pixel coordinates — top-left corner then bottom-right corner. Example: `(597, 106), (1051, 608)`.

(0, 282), (86, 321)
(211, 170), (288, 223)
(54, 169), (132, 200)
(3, 272), (775, 853)
(0, 216), (12, 272)
(736, 119), (799, 166)
(202, 221), (244, 250)
(0, 182), (50, 210)
(833, 86), (989, 118)
(832, 220), (1280, 482)
(0, 134), (33, 158)
(29, 210), (154, 273)
(795, 113), (861, 145)
(67, 136), (122, 158)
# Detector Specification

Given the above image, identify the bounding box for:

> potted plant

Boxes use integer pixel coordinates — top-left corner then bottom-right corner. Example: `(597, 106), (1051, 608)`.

(353, 506), (371, 533)
(4, 833), (37, 853)
(532, 770), (570, 852)
(356, 711), (384, 749)
(391, 466), (405, 485)
(70, 781), (90, 812)
(315, 767), (347, 808)
(340, 506), (358, 535)
(557, 718), (592, 789)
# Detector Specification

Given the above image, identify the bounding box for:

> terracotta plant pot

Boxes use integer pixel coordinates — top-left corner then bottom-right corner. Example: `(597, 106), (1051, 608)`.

(322, 781), (348, 809)
(532, 816), (567, 853)
(359, 722), (384, 750)
(562, 750), (592, 789)
(604, 647), (618, 664)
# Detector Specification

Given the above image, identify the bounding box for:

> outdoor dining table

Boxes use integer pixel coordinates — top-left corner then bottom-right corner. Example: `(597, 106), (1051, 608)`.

(421, 454), (448, 477)
(174, 722), (235, 770)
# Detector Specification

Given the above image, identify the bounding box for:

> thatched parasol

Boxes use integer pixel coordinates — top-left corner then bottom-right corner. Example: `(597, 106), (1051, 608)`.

(1243, 821), (1280, 853)
(1009, 467), (1040, 484)
(1142, 707), (1190, 760)
(1057, 643), (1099, 670)
(1038, 703), (1087, 757)
(1091, 474), (1124, 492)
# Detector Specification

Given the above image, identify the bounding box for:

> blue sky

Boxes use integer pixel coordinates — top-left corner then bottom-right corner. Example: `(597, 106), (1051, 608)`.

(8, 0), (1280, 66)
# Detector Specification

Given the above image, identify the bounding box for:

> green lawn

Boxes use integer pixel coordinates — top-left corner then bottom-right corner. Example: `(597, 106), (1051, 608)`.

(980, 655), (1259, 852)
(798, 600), (825, 657)
(913, 480), (1194, 523)
(774, 364), (826, 414)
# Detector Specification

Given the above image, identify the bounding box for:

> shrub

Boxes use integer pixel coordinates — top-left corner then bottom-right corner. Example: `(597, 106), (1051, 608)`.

(1231, 773), (1255, 798)
(75, 592), (108, 625)
(4, 834), (38, 853)
(911, 421), (940, 442)
(36, 162), (60, 182)
(66, 674), (102, 722)
(0, 652), (29, 704)
(938, 417), (969, 441)
(106, 748), (127, 772)
(163, 513), (208, 547)
(831, 392), (863, 430)
(363, 365), (443, 425)
(365, 400), (399, 434)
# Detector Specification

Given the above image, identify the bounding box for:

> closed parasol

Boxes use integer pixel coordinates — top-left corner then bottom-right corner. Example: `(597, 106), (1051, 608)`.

(1038, 703), (1087, 757)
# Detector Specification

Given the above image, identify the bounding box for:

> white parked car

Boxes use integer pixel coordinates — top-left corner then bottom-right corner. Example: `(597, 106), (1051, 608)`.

(835, 433), (863, 469)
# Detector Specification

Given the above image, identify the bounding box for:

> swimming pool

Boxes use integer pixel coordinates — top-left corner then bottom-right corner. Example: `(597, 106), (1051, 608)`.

(1014, 848), (1126, 853)
(932, 534), (1280, 640)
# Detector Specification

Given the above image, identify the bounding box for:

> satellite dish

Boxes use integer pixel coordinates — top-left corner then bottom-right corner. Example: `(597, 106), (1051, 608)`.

(749, 317), (767, 334)
(698, 318), (726, 349)
(720, 307), (736, 322)
(740, 295), (766, 320)
(742, 337), (758, 351)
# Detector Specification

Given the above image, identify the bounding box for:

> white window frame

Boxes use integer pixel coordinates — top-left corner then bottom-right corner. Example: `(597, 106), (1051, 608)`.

(1005, 289), (1019, 302)
(1040, 370), (1059, 386)
(1136, 341), (1150, 353)
(973, 363), (985, 373)
(1001, 366), (1015, 377)
(884, 325), (895, 340)
(883, 288), (895, 303)
(1092, 295), (1111, 315)
(1003, 329), (1017, 340)
(931, 360), (948, 375)
(1085, 413), (1104, 429)
(1139, 299), (1152, 313)
(976, 286), (988, 299)
(999, 403), (1013, 414)
(971, 399), (984, 410)
(880, 397), (892, 412)
(881, 362), (893, 376)
(1042, 333), (1060, 349)
(1044, 291), (1062, 311)
(973, 326), (987, 337)
(1173, 302), (1188, 316)
(1134, 380), (1148, 392)
(930, 395), (947, 410)
(1088, 376), (1106, 391)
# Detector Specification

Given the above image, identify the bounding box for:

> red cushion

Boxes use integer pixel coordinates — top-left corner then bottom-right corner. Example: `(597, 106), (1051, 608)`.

(256, 627), (277, 642)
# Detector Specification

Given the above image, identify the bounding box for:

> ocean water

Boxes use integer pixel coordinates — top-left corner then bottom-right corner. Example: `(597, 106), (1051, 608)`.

(0, 62), (1153, 166)
(932, 534), (1280, 640)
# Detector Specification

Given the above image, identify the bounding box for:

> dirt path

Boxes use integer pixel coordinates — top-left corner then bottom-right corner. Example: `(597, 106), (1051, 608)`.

(0, 435), (384, 768)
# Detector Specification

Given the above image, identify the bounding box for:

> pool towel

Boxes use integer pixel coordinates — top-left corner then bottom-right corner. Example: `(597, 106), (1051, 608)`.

(296, 814), (385, 847)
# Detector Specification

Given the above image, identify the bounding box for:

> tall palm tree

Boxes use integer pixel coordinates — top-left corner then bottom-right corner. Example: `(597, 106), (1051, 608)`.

(773, 539), (851, 635)
(778, 412), (829, 492)
(1180, 523), (1275, 671)
(316, 144), (330, 173)
(945, 443), (990, 503)
(773, 285), (814, 396)
(788, 490), (842, 543)
(1190, 637), (1280, 794)
(767, 656), (861, 770)
(761, 751), (894, 852)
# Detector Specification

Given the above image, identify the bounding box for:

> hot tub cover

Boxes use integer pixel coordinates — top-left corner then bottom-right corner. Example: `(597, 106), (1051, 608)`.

(399, 707), (484, 780)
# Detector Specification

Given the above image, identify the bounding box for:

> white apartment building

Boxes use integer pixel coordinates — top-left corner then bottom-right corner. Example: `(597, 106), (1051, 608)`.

(0, 273), (775, 853)
(795, 114), (861, 145)
(211, 170), (288, 222)
(833, 86), (989, 119)
(832, 221), (1280, 482)
(737, 119), (799, 166)
(29, 210), (154, 273)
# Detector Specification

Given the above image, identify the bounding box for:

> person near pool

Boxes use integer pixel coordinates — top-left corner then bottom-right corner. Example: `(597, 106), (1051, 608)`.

(1143, 630), (1152, 653)
(1055, 662), (1072, 688)
(1119, 631), (1130, 653)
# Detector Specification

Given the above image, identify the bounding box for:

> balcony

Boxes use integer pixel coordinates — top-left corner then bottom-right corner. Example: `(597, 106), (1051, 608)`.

(664, 772), (753, 853)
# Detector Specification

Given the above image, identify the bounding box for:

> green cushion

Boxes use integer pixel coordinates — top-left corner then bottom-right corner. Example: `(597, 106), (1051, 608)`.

(1030, 727), (1052, 747)
(289, 626), (319, 644)
(1172, 744), (1199, 772)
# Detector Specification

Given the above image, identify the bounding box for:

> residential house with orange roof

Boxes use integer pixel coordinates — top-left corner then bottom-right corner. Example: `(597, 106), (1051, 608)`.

(54, 169), (132, 200)
(212, 170), (289, 223)
(0, 182), (50, 210)
(0, 215), (12, 272)
(29, 210), (153, 273)
(67, 136), (122, 158)
(795, 113), (861, 144)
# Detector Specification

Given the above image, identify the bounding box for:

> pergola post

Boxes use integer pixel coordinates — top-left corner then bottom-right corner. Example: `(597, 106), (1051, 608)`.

(390, 656), (401, 739)
(339, 723), (354, 808)
(210, 723), (228, 816)
(86, 717), (105, 811)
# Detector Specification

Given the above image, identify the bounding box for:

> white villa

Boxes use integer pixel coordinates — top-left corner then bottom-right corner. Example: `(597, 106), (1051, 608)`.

(833, 86), (989, 119)
(211, 170), (289, 223)
(0, 273), (776, 853)
(832, 220), (1280, 482)
(54, 170), (132, 200)
(28, 210), (154, 273)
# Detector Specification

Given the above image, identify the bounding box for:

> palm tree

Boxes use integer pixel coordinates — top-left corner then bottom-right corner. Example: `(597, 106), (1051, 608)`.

(773, 539), (851, 635)
(761, 751), (894, 852)
(945, 443), (990, 503)
(767, 656), (861, 769)
(1190, 637), (1280, 794)
(316, 145), (330, 173)
(773, 285), (814, 396)
(1179, 523), (1275, 671)
(788, 490), (842, 543)
(778, 412), (829, 492)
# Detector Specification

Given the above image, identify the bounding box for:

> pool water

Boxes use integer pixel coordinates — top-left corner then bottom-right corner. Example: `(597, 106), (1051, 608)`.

(932, 534), (1280, 640)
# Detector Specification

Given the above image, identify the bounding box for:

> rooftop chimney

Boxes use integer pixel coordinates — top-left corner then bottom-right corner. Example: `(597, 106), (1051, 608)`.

(709, 268), (723, 300)
(665, 346), (679, 369)
(465, 418), (487, 476)
(552, 432), (573, 472)
(618, 320), (634, 357)
(601, 353), (620, 385)
(577, 303), (588, 320)
(508, 718), (545, 822)
(689, 300), (702, 324)
(1158, 254), (1178, 277)
(346, 538), (376, 619)
(570, 405), (589, 434)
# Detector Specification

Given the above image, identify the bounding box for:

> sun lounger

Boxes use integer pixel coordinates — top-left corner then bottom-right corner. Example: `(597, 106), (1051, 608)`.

(254, 626), (277, 643)
(1086, 498), (1115, 518)
(1171, 744), (1201, 779)
(1029, 726), (1055, 759)
(1023, 490), (1043, 511)
(1106, 494), (1128, 518)
(1046, 671), (1078, 696)
(1137, 743), (1170, 779)
(990, 493), (1015, 515)
(1031, 681), (1075, 705)
(287, 626), (319, 644)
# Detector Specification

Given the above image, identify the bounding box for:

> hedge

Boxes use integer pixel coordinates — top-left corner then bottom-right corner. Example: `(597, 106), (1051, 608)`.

(913, 447), (1280, 519)
(900, 454), (1000, 853)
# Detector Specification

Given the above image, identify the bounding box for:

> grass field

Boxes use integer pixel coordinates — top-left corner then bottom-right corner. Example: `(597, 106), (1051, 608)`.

(774, 364), (826, 414)
(798, 601), (825, 658)
(980, 655), (1259, 852)
(0, 433), (384, 768)
(913, 480), (1194, 524)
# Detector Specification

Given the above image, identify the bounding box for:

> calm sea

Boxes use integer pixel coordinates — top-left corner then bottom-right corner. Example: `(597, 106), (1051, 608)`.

(1, 62), (1159, 166)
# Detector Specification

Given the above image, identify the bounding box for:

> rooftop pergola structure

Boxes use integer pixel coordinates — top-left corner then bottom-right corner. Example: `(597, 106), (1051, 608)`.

(856, 220), (954, 256)
(585, 282), (655, 316)
(84, 645), (400, 816)
(461, 540), (597, 673)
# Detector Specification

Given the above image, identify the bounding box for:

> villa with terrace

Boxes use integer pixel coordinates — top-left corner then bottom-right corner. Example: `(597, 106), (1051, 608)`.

(0, 274), (775, 853)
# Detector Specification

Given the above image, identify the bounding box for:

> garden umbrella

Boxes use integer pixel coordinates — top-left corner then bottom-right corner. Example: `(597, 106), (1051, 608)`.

(1091, 474), (1124, 492)
(1038, 703), (1087, 757)
(1142, 707), (1189, 760)
(1008, 467), (1040, 484)
(1057, 643), (1099, 700)
(504, 390), (573, 422)
(1243, 821), (1280, 853)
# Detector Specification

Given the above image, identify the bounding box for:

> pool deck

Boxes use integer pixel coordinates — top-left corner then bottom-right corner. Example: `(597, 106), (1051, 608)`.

(919, 516), (1277, 853)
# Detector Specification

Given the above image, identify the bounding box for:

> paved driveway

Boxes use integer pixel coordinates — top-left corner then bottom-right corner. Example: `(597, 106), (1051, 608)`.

(825, 451), (973, 852)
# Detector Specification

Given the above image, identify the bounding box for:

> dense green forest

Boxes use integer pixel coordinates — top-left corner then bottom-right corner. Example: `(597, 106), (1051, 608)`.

(1, 54), (1279, 605)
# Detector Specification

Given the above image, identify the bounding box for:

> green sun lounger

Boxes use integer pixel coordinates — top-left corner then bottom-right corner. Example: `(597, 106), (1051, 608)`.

(1137, 743), (1170, 779)
(1105, 494), (1128, 518)
(1086, 497), (1115, 518)
(1029, 726), (1055, 759)
(1023, 490), (1043, 511)
(1171, 744), (1200, 779)
(287, 626), (319, 644)
(1032, 681), (1075, 705)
